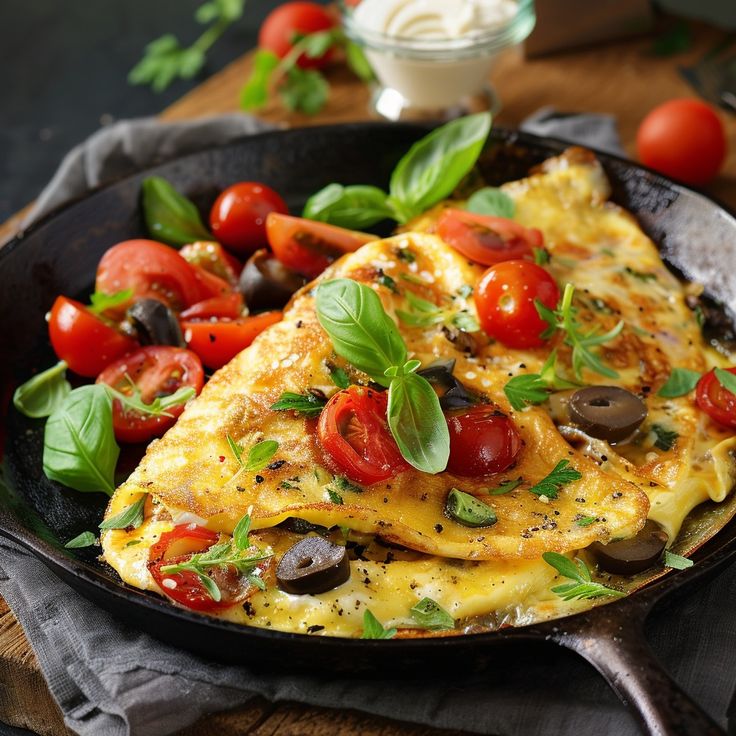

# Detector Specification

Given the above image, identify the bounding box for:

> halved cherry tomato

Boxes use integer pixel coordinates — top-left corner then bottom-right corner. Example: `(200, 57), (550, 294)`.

(180, 293), (244, 321)
(96, 240), (207, 314)
(48, 296), (138, 377)
(695, 367), (736, 430)
(266, 213), (374, 279)
(148, 524), (265, 612)
(96, 346), (204, 443)
(181, 311), (282, 369)
(209, 182), (288, 255)
(189, 263), (237, 302)
(475, 260), (560, 349)
(180, 241), (241, 285)
(437, 209), (543, 266)
(317, 385), (409, 486)
(446, 405), (522, 476)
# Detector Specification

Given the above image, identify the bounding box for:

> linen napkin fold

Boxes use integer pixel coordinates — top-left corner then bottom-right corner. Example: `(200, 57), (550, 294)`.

(2, 112), (735, 736)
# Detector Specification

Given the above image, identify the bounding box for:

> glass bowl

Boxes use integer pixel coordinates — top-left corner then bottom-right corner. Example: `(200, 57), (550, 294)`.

(341, 0), (536, 121)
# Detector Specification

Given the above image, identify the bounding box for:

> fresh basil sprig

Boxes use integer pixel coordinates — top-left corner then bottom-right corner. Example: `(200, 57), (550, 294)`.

(465, 187), (515, 218)
(13, 361), (71, 419)
(304, 113), (492, 228)
(141, 176), (212, 247)
(657, 367), (701, 398)
(43, 385), (119, 496)
(271, 391), (326, 417)
(316, 279), (450, 474)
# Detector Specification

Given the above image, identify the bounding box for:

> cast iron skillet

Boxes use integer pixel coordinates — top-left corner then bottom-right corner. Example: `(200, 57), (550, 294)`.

(2, 124), (736, 736)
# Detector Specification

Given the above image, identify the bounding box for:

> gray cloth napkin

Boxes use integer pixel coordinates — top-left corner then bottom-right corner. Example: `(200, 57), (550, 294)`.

(2, 112), (735, 736)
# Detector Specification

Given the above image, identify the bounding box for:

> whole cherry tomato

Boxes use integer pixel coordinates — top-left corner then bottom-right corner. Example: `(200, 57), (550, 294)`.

(475, 260), (560, 349)
(695, 367), (736, 430)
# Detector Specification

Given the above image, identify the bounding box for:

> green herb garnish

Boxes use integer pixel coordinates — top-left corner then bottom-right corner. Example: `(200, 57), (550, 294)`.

(488, 478), (523, 495)
(303, 183), (394, 230)
(663, 550), (693, 569)
(465, 187), (515, 218)
(327, 489), (344, 505)
(651, 424), (678, 452)
(141, 177), (212, 246)
(361, 609), (397, 640)
(446, 488), (497, 528)
(227, 437), (279, 472)
(410, 597), (455, 631)
(543, 551), (624, 601)
(396, 291), (479, 333)
(64, 531), (97, 549)
(576, 516), (597, 527)
(328, 365), (350, 390)
(106, 383), (195, 419)
(533, 247), (550, 266)
(624, 266), (657, 282)
(99, 494), (148, 530)
(714, 368), (736, 396)
(271, 391), (326, 417)
(528, 460), (582, 499)
(503, 349), (578, 411)
(13, 361), (71, 419)
(88, 289), (134, 315)
(378, 272), (399, 294)
(657, 368), (702, 398)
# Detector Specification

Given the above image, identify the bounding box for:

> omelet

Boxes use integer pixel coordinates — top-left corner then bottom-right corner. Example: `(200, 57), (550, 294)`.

(102, 148), (736, 637)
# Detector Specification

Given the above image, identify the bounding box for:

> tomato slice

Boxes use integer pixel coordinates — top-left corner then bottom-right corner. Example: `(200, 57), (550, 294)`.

(317, 386), (409, 486)
(180, 241), (241, 285)
(96, 346), (204, 443)
(266, 213), (374, 279)
(695, 367), (736, 430)
(446, 405), (522, 477)
(48, 296), (138, 377)
(96, 239), (208, 314)
(179, 293), (244, 321)
(189, 263), (237, 302)
(437, 209), (543, 266)
(181, 311), (282, 370)
(148, 524), (266, 612)
(475, 260), (560, 349)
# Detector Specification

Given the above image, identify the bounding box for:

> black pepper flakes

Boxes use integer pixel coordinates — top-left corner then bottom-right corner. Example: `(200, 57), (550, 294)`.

(435, 523), (444, 533)
(255, 475), (265, 484)
(307, 625), (325, 634)
(268, 460), (286, 471)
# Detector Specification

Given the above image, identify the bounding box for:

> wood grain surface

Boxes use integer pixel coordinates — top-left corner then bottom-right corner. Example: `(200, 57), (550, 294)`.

(1, 18), (735, 736)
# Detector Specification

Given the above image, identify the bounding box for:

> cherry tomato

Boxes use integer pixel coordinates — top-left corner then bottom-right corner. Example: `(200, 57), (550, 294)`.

(258, 2), (336, 69)
(96, 240), (207, 314)
(437, 209), (543, 266)
(148, 524), (266, 612)
(266, 213), (374, 279)
(181, 311), (282, 369)
(189, 263), (237, 302)
(180, 293), (244, 321)
(446, 405), (522, 477)
(48, 296), (138, 377)
(209, 182), (288, 255)
(180, 241), (241, 285)
(96, 346), (204, 443)
(317, 386), (409, 486)
(695, 367), (736, 430)
(475, 260), (560, 349)
(637, 99), (727, 186)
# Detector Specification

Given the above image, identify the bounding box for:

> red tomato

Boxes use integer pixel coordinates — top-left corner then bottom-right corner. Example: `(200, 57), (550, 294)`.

(209, 182), (288, 255)
(48, 296), (138, 377)
(181, 311), (282, 369)
(96, 346), (204, 443)
(266, 213), (374, 279)
(180, 241), (241, 285)
(148, 524), (267, 612)
(446, 405), (522, 477)
(475, 260), (560, 349)
(258, 2), (336, 69)
(317, 386), (409, 486)
(695, 367), (736, 430)
(189, 263), (237, 301)
(637, 99), (727, 186)
(437, 209), (543, 266)
(180, 293), (244, 321)
(96, 240), (207, 314)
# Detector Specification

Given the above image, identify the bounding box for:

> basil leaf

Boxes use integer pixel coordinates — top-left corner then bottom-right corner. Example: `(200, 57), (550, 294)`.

(88, 289), (133, 315)
(99, 494), (147, 530)
(651, 423), (678, 451)
(240, 48), (280, 109)
(388, 112), (491, 222)
(43, 385), (119, 495)
(446, 488), (497, 527)
(361, 609), (397, 639)
(328, 365), (350, 389)
(243, 440), (279, 472)
(466, 187), (515, 218)
(663, 550), (693, 569)
(64, 531), (97, 549)
(714, 368), (736, 396)
(141, 176), (212, 247)
(303, 183), (392, 230)
(345, 39), (374, 81)
(387, 372), (449, 474)
(657, 367), (702, 398)
(271, 391), (326, 417)
(13, 361), (71, 418)
(316, 279), (407, 386)
(410, 597), (455, 630)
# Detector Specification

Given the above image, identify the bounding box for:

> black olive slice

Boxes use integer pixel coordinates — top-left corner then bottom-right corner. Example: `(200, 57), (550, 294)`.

(567, 385), (647, 443)
(239, 249), (306, 311)
(418, 361), (476, 411)
(276, 537), (350, 595)
(588, 519), (669, 575)
(127, 298), (185, 347)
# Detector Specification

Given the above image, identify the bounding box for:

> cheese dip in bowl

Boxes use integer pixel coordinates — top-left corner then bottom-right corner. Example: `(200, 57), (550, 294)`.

(342, 0), (535, 119)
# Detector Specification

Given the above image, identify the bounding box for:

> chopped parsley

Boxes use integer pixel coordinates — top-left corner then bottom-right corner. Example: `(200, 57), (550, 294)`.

(651, 424), (678, 452)
(327, 488), (344, 505)
(377, 271), (399, 293)
(528, 460), (582, 499)
(328, 364), (350, 389)
(576, 516), (597, 527)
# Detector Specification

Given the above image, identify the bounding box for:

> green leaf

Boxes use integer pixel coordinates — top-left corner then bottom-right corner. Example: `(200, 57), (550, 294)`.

(99, 494), (148, 530)
(88, 289), (133, 315)
(43, 385), (119, 495)
(141, 176), (212, 247)
(387, 372), (450, 474)
(345, 40), (374, 81)
(64, 531), (97, 549)
(410, 597), (455, 630)
(389, 112), (492, 222)
(503, 373), (549, 411)
(624, 266), (657, 282)
(302, 183), (392, 229)
(663, 550), (693, 569)
(451, 311), (480, 333)
(361, 609), (397, 639)
(446, 488), (497, 527)
(465, 187), (515, 218)
(715, 368), (736, 396)
(196, 0), (246, 23)
(105, 385), (195, 419)
(328, 365), (350, 389)
(13, 361), (71, 419)
(543, 552), (624, 600)
(378, 272), (399, 294)
(327, 488), (344, 505)
(528, 460), (582, 499)
(280, 66), (329, 115)
(315, 279), (407, 386)
(576, 516), (597, 527)
(271, 391), (326, 417)
(226, 434), (245, 466)
(542, 552), (583, 582)
(333, 475), (363, 494)
(488, 478), (523, 495)
(198, 572), (222, 602)
(657, 368), (702, 398)
(243, 440), (279, 472)
(651, 424), (678, 452)
(233, 513), (252, 551)
(301, 29), (340, 58)
(533, 247), (550, 266)
(240, 49), (280, 110)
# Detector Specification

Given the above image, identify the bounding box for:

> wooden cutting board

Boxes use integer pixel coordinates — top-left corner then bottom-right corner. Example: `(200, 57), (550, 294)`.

(1, 19), (735, 736)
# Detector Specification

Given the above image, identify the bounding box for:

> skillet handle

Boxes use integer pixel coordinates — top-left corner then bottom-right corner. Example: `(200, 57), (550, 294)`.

(549, 600), (724, 736)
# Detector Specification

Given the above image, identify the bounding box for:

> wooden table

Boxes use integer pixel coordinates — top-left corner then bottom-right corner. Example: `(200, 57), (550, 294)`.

(2, 19), (736, 736)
